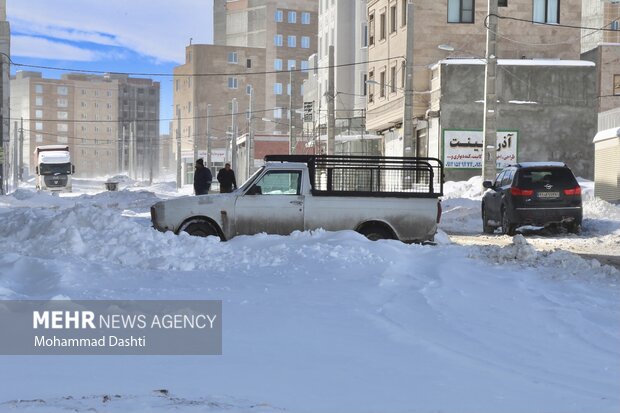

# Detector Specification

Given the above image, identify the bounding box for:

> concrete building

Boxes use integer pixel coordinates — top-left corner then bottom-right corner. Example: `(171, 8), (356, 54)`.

(213, 0), (318, 137)
(10, 72), (159, 178)
(430, 59), (597, 181)
(0, 0), (9, 193)
(173, 44), (267, 184)
(366, 0), (583, 159)
(302, 0), (372, 154)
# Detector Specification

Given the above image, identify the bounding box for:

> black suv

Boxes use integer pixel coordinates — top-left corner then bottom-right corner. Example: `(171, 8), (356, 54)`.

(481, 162), (582, 235)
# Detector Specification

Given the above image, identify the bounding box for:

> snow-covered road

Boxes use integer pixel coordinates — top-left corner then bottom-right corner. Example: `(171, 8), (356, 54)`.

(0, 177), (618, 413)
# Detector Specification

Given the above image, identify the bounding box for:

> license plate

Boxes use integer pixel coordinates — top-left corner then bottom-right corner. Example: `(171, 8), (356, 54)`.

(538, 191), (559, 198)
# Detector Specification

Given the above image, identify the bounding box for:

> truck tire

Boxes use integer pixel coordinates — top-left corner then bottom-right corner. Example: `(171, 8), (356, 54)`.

(358, 224), (395, 241)
(181, 220), (221, 239)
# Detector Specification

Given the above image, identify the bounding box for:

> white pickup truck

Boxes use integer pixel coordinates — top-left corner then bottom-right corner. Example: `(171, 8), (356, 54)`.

(151, 155), (444, 243)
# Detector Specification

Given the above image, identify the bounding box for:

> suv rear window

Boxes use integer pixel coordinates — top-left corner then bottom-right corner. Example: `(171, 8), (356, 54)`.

(515, 168), (577, 189)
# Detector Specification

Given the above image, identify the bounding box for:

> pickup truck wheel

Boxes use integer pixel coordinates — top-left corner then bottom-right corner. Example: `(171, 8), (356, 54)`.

(182, 221), (220, 238)
(359, 225), (394, 241)
(482, 205), (495, 234)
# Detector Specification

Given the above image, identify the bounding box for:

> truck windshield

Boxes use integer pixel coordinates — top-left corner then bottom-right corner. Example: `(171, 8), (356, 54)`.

(39, 163), (72, 175)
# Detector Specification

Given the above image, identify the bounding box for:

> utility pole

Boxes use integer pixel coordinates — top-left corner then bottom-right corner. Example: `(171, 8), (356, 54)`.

(18, 117), (23, 181)
(129, 122), (134, 179)
(482, 0), (499, 181)
(289, 68), (295, 154)
(206, 104), (212, 171)
(231, 98), (237, 173)
(148, 122), (153, 185)
(121, 125), (126, 174)
(327, 45), (335, 155)
(403, 0), (415, 159)
(176, 109), (182, 189)
(12, 120), (17, 189)
(248, 87), (254, 180)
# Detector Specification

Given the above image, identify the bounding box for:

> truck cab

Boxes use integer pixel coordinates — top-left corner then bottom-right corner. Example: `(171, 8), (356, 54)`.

(35, 145), (75, 192)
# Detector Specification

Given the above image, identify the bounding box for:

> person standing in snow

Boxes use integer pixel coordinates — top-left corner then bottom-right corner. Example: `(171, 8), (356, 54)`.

(217, 163), (237, 193)
(193, 158), (212, 195)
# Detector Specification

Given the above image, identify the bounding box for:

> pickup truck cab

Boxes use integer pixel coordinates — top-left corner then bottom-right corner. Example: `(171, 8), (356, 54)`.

(151, 155), (444, 243)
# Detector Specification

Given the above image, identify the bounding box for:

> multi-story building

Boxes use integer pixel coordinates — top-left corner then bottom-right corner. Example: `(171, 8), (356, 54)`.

(581, 1), (620, 118)
(302, 0), (372, 154)
(173, 44), (266, 183)
(213, 0), (318, 136)
(0, 0), (10, 192)
(366, 0), (582, 158)
(10, 72), (159, 178)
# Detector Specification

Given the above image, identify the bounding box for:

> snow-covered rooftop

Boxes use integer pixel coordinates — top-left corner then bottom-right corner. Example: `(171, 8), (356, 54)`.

(437, 58), (596, 67)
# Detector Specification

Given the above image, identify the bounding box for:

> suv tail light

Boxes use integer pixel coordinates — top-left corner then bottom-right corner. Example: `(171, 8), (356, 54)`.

(563, 186), (582, 196)
(511, 187), (534, 196)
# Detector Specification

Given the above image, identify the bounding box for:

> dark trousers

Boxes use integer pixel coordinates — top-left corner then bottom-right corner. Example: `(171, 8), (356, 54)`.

(220, 185), (233, 193)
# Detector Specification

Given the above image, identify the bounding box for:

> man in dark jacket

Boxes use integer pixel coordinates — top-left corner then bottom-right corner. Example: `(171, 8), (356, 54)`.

(217, 163), (237, 193)
(193, 158), (212, 195)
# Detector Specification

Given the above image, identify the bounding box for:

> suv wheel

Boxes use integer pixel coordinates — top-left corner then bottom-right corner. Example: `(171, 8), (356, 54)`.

(501, 208), (517, 236)
(565, 221), (581, 234)
(482, 205), (495, 234)
(182, 221), (221, 238)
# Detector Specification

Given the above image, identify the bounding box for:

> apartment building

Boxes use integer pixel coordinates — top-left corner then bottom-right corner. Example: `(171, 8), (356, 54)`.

(173, 44), (266, 183)
(366, 0), (582, 157)
(213, 0), (318, 136)
(582, 1), (620, 116)
(10, 72), (159, 178)
(0, 0), (9, 192)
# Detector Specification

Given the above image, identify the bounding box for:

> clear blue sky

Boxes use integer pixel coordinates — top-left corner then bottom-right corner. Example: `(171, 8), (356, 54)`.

(6, 0), (214, 134)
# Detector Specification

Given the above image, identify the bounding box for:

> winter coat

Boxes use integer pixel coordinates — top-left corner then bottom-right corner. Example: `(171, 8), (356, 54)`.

(194, 165), (212, 195)
(217, 168), (237, 193)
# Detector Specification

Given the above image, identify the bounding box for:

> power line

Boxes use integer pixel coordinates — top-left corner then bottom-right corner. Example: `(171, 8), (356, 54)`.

(5, 55), (404, 78)
(487, 13), (620, 33)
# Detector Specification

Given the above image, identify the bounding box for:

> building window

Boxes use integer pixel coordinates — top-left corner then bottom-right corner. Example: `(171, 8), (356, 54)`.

(274, 83), (283, 95)
(107, 103), (112, 109)
(176, 79), (180, 91)
(380, 71), (386, 98)
(287, 83), (292, 95)
(228, 77), (238, 89)
(533, 0), (559, 24)
(57, 86), (68, 95)
(614, 74), (620, 95)
(107, 91), (112, 97)
(499, 0), (508, 6)
(35, 122), (43, 131)
(402, 0), (407, 26)
(35, 96), (43, 106)
(228, 52), (238, 63)
(612, 21), (619, 30)
(369, 13), (375, 46)
(362, 74), (368, 96)
(274, 34), (283, 46)
(188, 101), (192, 113)
(390, 5), (397, 33)
(301, 60), (309, 72)
(57, 98), (68, 108)
(379, 12), (386, 40)
(288, 35), (296, 47)
(448, 0), (475, 23)
(288, 59), (296, 70)
(35, 84), (43, 94)
(301, 12), (311, 24)
(247, 58), (252, 68)
(57, 136), (68, 144)
(301, 36), (310, 48)
(57, 111), (68, 120)
(57, 123), (68, 132)
(274, 59), (283, 70)
(36, 134), (43, 143)
(390, 66), (397, 93)
(362, 22), (368, 47)
(275, 9), (283, 22)
(288, 11), (297, 23)
(274, 107), (282, 119)
(368, 70), (375, 103)
(35, 110), (43, 119)
(246, 85), (253, 95)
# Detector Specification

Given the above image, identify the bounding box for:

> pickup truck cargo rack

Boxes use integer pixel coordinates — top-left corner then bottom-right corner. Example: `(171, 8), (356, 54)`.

(264, 155), (444, 198)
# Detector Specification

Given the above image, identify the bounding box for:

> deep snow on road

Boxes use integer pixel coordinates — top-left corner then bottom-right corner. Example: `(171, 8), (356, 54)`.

(0, 177), (618, 413)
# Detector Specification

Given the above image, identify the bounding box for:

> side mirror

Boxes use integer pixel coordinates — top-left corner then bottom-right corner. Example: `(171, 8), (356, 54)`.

(247, 185), (262, 195)
(72, 164), (75, 174)
(482, 180), (493, 189)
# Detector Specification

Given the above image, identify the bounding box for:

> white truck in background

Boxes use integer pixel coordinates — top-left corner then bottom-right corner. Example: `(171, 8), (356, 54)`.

(151, 155), (444, 243)
(34, 145), (75, 192)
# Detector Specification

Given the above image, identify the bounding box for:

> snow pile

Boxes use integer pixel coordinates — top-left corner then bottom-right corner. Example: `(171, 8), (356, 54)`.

(470, 235), (620, 279)
(442, 175), (484, 200)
